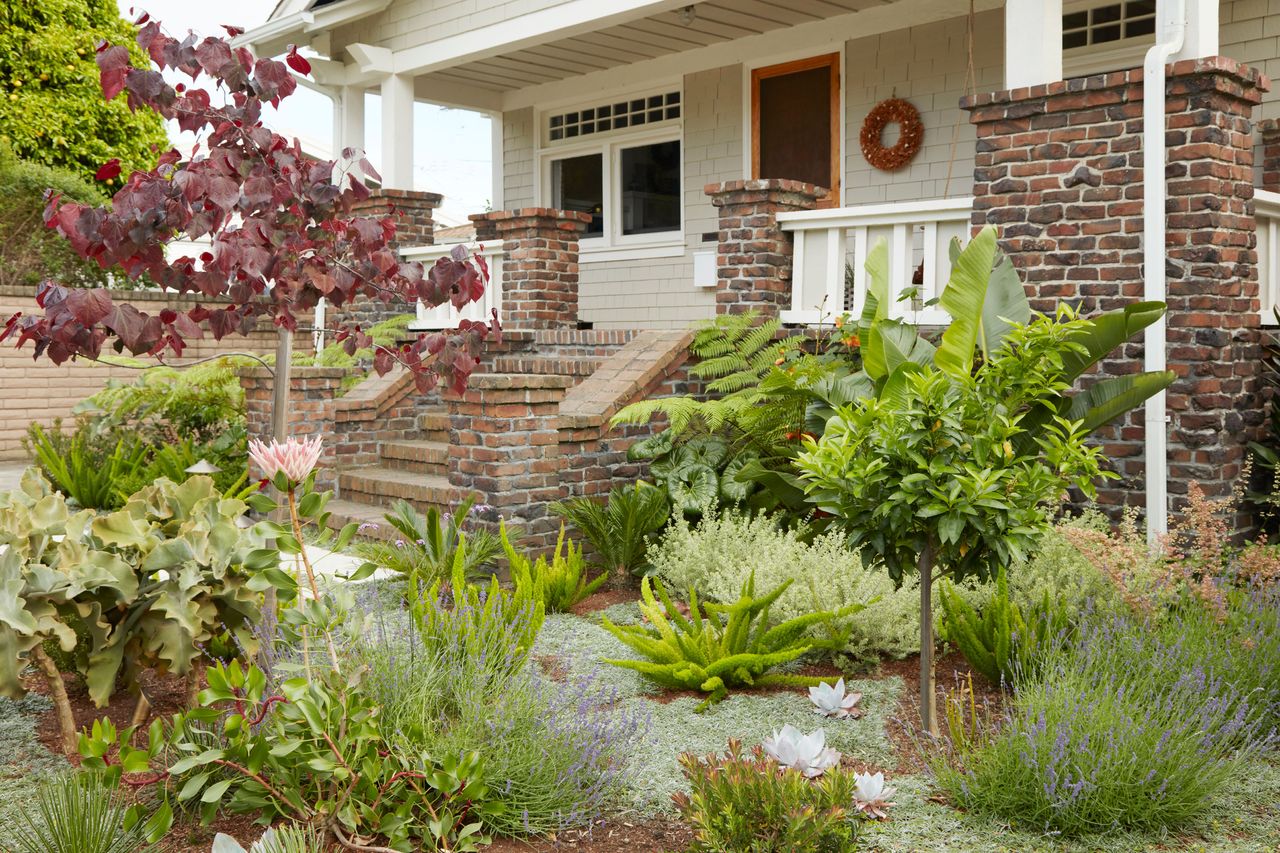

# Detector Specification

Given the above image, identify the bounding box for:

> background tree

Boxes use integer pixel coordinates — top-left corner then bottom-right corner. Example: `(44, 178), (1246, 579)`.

(794, 228), (1174, 733)
(0, 0), (168, 182)
(2, 18), (493, 394)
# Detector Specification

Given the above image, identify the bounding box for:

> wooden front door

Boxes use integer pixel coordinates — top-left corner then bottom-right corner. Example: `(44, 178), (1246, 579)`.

(751, 53), (840, 208)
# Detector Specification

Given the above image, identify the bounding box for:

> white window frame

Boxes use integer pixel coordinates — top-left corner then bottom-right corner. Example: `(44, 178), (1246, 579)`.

(1063, 0), (1157, 77)
(536, 87), (684, 260)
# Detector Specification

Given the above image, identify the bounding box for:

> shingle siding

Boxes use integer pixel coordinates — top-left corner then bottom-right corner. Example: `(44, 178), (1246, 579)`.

(843, 10), (1004, 205)
(335, 0), (577, 55)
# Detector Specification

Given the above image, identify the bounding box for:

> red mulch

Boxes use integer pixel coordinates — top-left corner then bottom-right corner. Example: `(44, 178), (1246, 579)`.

(569, 587), (637, 616)
(872, 649), (1005, 775)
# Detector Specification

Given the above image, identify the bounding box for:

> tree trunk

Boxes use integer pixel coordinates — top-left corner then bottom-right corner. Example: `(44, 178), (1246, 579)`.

(30, 645), (77, 754)
(185, 661), (205, 708)
(263, 327), (293, 622)
(130, 690), (151, 729)
(919, 541), (939, 736)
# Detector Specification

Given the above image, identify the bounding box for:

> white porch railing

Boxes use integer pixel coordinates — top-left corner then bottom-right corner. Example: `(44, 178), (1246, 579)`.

(776, 197), (974, 326)
(401, 243), (504, 330)
(1256, 189), (1280, 321)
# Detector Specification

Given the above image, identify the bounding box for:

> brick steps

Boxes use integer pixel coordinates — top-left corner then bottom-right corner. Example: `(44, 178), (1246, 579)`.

(324, 498), (395, 540)
(416, 411), (450, 441)
(490, 355), (604, 377)
(338, 466), (454, 509)
(381, 439), (448, 475)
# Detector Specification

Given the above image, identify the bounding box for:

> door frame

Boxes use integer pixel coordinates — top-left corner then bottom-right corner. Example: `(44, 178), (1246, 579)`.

(749, 51), (842, 208)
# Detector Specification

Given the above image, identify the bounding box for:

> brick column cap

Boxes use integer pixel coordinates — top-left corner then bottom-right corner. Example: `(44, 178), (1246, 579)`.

(367, 188), (444, 205)
(962, 55), (1269, 114)
(704, 178), (828, 200)
(470, 207), (593, 225)
(1259, 118), (1280, 135)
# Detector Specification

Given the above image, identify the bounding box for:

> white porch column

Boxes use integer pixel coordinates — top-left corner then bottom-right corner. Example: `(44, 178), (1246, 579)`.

(334, 85), (366, 156)
(1004, 0), (1063, 89)
(380, 73), (415, 189)
(1175, 0), (1219, 60)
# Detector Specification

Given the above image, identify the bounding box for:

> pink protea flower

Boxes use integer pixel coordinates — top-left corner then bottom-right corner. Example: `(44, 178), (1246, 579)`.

(248, 436), (323, 485)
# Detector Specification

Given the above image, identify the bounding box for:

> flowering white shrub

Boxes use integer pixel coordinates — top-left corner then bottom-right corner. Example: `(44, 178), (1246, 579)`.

(649, 511), (988, 661)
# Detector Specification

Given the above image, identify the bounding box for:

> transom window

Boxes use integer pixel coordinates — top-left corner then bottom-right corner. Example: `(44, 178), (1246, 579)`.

(1063, 1), (1156, 50)
(548, 92), (680, 142)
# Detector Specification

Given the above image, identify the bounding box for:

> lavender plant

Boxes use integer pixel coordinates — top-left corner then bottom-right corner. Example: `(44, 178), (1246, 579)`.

(357, 585), (646, 837)
(929, 607), (1271, 835)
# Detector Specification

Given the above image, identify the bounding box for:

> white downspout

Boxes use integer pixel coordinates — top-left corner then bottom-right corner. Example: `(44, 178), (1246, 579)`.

(1142, 0), (1186, 543)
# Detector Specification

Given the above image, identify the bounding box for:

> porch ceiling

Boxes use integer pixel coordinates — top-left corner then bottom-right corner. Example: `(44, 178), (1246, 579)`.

(427, 0), (896, 94)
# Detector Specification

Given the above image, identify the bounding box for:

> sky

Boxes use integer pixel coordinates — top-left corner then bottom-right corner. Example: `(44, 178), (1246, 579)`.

(114, 0), (493, 226)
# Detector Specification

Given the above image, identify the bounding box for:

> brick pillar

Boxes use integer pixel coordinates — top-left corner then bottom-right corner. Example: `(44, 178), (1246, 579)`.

(469, 208), (590, 330)
(341, 189), (443, 329)
(964, 57), (1270, 528)
(1259, 119), (1280, 193)
(238, 366), (359, 492)
(704, 179), (825, 317)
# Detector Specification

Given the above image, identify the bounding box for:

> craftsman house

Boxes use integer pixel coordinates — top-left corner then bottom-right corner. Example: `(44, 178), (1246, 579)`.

(236, 0), (1277, 545)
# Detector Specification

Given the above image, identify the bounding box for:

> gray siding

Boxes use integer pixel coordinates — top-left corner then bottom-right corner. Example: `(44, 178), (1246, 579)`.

(503, 107), (536, 208)
(843, 10), (1004, 205)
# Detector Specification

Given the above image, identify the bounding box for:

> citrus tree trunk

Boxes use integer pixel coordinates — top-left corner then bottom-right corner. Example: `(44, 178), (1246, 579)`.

(918, 541), (939, 735)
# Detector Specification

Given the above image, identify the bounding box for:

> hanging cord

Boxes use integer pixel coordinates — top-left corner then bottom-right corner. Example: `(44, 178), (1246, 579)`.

(943, 0), (979, 198)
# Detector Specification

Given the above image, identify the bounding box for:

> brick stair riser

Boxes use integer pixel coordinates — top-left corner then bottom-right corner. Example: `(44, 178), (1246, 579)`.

(338, 473), (454, 509)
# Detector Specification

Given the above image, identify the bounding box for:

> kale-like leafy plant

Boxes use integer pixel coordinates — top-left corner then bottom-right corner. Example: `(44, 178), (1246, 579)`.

(795, 226), (1175, 732)
(601, 574), (860, 710)
(0, 469), (271, 751)
(505, 522), (604, 612)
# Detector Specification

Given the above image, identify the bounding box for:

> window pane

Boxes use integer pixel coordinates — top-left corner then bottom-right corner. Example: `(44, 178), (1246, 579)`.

(552, 154), (604, 237)
(620, 140), (680, 236)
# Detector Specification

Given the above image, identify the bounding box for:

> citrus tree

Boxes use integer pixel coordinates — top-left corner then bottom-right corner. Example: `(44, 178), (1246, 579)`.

(794, 227), (1174, 732)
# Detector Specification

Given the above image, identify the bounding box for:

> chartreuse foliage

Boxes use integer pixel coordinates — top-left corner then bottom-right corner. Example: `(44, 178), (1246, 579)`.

(551, 481), (670, 577)
(0, 469), (268, 751)
(601, 574), (861, 710)
(505, 522), (605, 612)
(938, 569), (1070, 686)
(0, 1), (167, 181)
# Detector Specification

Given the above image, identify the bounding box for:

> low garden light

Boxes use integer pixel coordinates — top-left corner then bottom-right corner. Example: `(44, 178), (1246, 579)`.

(184, 458), (222, 475)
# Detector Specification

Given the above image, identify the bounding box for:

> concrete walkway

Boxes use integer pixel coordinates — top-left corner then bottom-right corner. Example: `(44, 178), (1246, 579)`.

(0, 461), (27, 492)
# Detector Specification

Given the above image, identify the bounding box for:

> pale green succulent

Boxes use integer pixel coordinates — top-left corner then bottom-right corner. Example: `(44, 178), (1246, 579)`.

(0, 469), (267, 709)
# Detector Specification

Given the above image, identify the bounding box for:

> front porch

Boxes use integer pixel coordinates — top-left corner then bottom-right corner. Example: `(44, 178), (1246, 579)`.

(238, 0), (1278, 537)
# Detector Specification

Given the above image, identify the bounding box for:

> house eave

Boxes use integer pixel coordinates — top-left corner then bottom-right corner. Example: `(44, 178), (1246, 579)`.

(233, 0), (393, 58)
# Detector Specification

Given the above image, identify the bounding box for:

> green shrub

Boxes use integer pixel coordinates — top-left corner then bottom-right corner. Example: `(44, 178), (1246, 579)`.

(673, 739), (862, 852)
(602, 574), (859, 710)
(650, 510), (988, 663)
(1007, 517), (1122, 618)
(0, 1), (168, 182)
(551, 481), (669, 578)
(1, 773), (159, 853)
(506, 522), (605, 612)
(354, 498), (501, 587)
(938, 569), (1070, 686)
(409, 557), (545, 690)
(25, 422), (147, 510)
(930, 606), (1269, 836)
(0, 143), (116, 290)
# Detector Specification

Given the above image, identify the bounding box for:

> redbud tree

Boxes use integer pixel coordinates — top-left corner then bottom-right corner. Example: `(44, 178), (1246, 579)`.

(1, 16), (495, 395)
